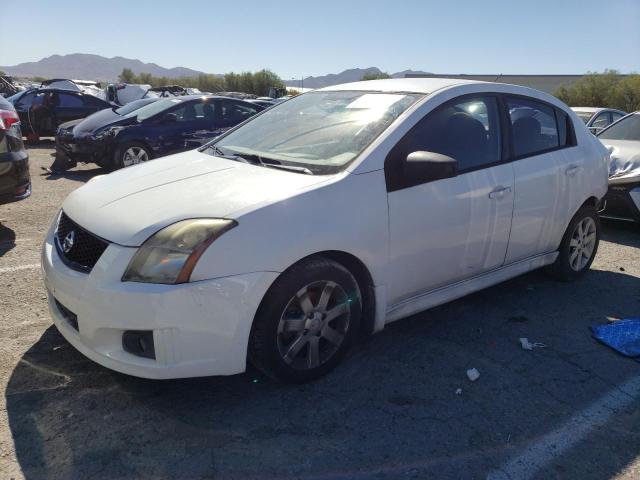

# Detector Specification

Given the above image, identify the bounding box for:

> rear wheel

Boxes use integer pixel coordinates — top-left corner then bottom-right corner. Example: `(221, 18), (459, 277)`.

(113, 142), (151, 170)
(547, 205), (600, 281)
(249, 256), (362, 383)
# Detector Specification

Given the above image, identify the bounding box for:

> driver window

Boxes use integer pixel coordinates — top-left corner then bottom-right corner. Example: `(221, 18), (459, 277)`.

(387, 95), (502, 184)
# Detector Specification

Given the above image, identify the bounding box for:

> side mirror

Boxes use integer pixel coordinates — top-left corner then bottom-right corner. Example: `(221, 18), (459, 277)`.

(404, 151), (458, 182)
(162, 112), (178, 123)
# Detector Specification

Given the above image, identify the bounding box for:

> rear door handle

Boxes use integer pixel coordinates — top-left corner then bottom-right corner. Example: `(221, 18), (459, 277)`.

(565, 165), (581, 176)
(488, 186), (512, 200)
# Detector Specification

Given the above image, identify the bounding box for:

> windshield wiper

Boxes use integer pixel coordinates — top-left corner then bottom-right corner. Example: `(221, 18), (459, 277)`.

(208, 144), (243, 161)
(262, 163), (313, 175)
(231, 153), (314, 175)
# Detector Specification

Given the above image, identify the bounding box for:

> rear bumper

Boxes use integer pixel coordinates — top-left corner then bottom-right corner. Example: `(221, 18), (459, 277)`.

(0, 150), (30, 204)
(41, 225), (278, 379)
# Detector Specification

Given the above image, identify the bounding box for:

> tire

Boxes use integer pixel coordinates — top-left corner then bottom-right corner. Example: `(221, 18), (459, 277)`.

(547, 204), (600, 281)
(249, 256), (362, 384)
(112, 142), (152, 170)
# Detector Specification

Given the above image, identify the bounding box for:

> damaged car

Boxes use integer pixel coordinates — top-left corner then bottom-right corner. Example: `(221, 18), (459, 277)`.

(42, 79), (608, 383)
(55, 95), (262, 170)
(7, 87), (112, 137)
(598, 112), (640, 223)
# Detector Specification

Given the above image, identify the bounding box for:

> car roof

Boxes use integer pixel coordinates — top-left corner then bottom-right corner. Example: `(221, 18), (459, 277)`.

(319, 77), (482, 94)
(167, 94), (257, 102)
(571, 107), (603, 113)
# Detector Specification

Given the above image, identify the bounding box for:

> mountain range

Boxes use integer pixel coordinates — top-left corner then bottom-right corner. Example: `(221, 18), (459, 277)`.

(283, 68), (432, 89)
(1, 54), (431, 87)
(0, 54), (206, 81)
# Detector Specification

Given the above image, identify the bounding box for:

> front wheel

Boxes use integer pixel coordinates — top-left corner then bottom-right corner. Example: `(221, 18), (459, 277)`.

(249, 256), (362, 383)
(547, 204), (600, 281)
(112, 142), (151, 170)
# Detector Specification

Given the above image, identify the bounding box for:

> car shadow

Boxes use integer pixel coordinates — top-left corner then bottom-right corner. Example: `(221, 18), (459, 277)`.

(41, 167), (107, 183)
(601, 218), (639, 249)
(0, 222), (16, 256)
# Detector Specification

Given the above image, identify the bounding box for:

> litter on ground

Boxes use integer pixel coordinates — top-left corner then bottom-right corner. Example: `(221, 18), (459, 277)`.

(519, 337), (547, 350)
(591, 318), (640, 361)
(466, 368), (480, 382)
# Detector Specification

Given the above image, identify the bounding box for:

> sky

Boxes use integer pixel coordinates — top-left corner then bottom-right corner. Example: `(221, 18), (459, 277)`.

(2, 0), (639, 79)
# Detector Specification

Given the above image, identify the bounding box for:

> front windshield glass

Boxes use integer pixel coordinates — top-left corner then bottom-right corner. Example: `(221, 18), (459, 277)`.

(123, 98), (181, 121)
(209, 91), (421, 174)
(598, 114), (640, 141)
(574, 111), (593, 124)
(115, 98), (157, 116)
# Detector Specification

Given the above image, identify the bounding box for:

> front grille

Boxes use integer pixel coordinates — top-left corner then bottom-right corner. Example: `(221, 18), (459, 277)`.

(54, 298), (79, 331)
(55, 211), (109, 273)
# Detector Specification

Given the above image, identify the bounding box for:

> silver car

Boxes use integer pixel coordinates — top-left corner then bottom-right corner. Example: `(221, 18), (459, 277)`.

(597, 112), (640, 222)
(572, 107), (627, 135)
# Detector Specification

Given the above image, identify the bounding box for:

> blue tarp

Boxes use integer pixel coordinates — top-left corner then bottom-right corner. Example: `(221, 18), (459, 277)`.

(591, 318), (640, 362)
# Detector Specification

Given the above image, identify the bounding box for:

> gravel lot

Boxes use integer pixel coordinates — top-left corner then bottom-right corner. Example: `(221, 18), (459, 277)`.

(1, 144), (639, 480)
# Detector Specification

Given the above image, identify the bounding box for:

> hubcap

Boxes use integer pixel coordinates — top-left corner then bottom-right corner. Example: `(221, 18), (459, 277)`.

(122, 147), (149, 167)
(277, 280), (351, 371)
(568, 217), (596, 271)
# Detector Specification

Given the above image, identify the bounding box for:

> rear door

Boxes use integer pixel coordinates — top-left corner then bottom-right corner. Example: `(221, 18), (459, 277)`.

(504, 96), (577, 263)
(385, 95), (514, 304)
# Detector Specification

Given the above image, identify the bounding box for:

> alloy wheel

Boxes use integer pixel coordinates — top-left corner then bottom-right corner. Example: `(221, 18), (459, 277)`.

(568, 217), (597, 271)
(277, 280), (351, 370)
(122, 147), (149, 167)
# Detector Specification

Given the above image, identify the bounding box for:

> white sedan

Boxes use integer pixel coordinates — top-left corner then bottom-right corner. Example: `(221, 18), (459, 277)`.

(42, 78), (609, 383)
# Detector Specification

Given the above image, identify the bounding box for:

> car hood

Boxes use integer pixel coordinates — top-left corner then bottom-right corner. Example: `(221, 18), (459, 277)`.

(62, 150), (333, 246)
(72, 108), (132, 137)
(600, 139), (640, 184)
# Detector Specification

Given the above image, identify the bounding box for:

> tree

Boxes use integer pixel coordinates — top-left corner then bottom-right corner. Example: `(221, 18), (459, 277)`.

(554, 70), (640, 111)
(118, 68), (135, 83)
(361, 72), (391, 81)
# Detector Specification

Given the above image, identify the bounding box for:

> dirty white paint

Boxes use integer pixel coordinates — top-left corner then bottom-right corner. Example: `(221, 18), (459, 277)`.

(487, 375), (640, 480)
(0, 263), (40, 274)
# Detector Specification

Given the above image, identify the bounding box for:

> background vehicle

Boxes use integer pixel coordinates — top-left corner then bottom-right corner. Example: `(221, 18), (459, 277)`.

(56, 97), (159, 165)
(597, 112), (640, 222)
(105, 83), (152, 106)
(0, 76), (23, 98)
(56, 95), (263, 170)
(572, 107), (626, 135)
(42, 79), (608, 383)
(0, 96), (30, 204)
(7, 88), (112, 137)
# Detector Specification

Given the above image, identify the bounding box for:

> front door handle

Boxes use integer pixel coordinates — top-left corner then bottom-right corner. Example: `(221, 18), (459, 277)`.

(488, 186), (512, 200)
(565, 165), (581, 176)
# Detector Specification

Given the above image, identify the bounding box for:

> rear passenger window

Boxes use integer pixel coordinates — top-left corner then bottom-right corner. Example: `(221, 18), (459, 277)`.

(57, 93), (83, 108)
(389, 96), (502, 173)
(507, 98), (559, 157)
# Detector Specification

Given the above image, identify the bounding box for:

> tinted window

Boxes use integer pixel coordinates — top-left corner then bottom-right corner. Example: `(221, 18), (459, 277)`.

(592, 112), (611, 128)
(555, 108), (573, 146)
(219, 101), (261, 127)
(598, 113), (640, 141)
(388, 96), (502, 174)
(57, 93), (83, 108)
(611, 112), (624, 122)
(115, 98), (157, 115)
(507, 98), (559, 157)
(83, 95), (108, 108)
(124, 98), (181, 121)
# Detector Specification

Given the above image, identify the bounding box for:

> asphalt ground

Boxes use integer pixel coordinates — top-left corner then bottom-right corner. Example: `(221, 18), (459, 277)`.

(1, 143), (639, 480)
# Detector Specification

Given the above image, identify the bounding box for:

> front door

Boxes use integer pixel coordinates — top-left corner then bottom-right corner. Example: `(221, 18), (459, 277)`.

(385, 95), (514, 304)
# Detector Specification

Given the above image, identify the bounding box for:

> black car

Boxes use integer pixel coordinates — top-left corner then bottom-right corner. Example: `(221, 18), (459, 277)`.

(6, 88), (112, 137)
(56, 95), (263, 170)
(0, 96), (30, 204)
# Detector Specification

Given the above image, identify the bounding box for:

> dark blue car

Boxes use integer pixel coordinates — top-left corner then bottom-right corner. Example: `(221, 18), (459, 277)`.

(56, 95), (264, 170)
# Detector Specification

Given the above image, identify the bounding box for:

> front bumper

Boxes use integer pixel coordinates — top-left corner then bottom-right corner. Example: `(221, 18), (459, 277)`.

(56, 132), (111, 165)
(41, 227), (278, 379)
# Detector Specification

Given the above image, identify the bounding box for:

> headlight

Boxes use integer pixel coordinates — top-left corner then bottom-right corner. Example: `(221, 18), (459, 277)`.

(122, 219), (236, 284)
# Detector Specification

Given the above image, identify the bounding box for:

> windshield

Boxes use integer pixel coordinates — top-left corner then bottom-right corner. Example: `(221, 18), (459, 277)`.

(573, 111), (593, 124)
(209, 91), (421, 174)
(123, 98), (182, 121)
(115, 98), (157, 116)
(598, 113), (640, 141)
